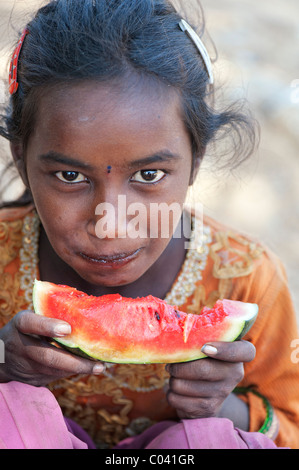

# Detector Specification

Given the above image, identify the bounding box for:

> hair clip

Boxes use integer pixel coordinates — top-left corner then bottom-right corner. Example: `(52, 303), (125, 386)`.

(9, 28), (29, 95)
(179, 19), (214, 85)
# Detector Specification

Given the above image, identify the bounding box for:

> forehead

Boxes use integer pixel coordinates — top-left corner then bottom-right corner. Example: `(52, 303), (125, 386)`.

(33, 79), (186, 142)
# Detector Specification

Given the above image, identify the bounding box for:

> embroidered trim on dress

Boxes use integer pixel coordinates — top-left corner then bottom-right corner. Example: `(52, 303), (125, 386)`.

(164, 224), (212, 307)
(19, 212), (40, 309)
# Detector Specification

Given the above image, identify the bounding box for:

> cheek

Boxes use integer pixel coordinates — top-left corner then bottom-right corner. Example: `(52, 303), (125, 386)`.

(28, 171), (91, 226)
(39, 211), (75, 248)
(146, 204), (183, 240)
(31, 188), (84, 251)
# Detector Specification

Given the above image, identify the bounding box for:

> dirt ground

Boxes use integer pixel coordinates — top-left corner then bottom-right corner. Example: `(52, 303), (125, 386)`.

(0, 1), (298, 319)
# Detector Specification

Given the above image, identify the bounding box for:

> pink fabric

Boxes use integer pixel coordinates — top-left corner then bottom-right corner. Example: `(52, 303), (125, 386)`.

(115, 419), (281, 449)
(0, 381), (285, 449)
(0, 381), (89, 449)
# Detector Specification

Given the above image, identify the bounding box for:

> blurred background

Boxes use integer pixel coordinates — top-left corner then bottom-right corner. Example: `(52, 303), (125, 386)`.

(0, 0), (298, 319)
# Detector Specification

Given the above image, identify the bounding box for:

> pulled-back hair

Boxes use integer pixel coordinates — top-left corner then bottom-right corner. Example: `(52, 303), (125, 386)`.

(0, 0), (258, 205)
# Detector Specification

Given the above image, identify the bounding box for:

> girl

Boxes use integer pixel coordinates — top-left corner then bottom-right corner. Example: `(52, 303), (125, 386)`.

(0, 0), (298, 449)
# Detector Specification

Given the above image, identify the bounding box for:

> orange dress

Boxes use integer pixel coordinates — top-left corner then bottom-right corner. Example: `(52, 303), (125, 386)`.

(0, 204), (298, 448)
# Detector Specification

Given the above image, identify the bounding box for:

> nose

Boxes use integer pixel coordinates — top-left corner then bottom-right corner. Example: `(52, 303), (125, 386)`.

(86, 183), (149, 241)
(94, 194), (127, 240)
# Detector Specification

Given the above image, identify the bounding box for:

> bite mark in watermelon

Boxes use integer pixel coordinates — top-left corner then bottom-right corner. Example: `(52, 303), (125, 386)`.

(33, 280), (258, 364)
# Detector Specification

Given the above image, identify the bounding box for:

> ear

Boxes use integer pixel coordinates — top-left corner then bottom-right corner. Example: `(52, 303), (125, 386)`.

(10, 142), (30, 188)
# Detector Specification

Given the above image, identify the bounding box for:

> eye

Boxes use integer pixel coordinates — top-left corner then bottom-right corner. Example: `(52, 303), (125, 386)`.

(55, 171), (88, 184)
(131, 170), (166, 184)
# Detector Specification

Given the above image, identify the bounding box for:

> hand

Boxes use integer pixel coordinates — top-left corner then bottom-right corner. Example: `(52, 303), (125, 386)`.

(165, 340), (255, 420)
(0, 310), (105, 386)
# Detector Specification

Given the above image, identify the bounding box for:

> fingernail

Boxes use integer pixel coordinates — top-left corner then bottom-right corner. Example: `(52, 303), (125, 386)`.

(54, 323), (72, 336)
(201, 344), (218, 356)
(92, 364), (105, 375)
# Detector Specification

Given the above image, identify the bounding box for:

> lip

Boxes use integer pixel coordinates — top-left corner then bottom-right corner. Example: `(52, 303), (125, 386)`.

(79, 248), (142, 269)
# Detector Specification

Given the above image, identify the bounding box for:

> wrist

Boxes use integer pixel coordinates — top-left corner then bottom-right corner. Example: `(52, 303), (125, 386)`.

(217, 392), (250, 431)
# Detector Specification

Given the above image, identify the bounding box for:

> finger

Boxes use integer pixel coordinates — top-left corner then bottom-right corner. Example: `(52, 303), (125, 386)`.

(166, 358), (243, 382)
(169, 376), (223, 397)
(23, 336), (105, 376)
(14, 310), (72, 338)
(201, 340), (256, 363)
(167, 359), (221, 381)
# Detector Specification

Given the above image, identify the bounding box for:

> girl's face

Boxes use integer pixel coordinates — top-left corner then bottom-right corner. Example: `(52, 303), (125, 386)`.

(24, 80), (194, 287)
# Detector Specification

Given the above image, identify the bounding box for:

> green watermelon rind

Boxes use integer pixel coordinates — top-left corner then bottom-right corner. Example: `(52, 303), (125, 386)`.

(33, 280), (258, 364)
(52, 316), (255, 364)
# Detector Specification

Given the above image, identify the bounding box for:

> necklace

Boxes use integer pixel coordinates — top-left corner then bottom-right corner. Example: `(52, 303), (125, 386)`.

(19, 211), (40, 309)
(164, 221), (211, 306)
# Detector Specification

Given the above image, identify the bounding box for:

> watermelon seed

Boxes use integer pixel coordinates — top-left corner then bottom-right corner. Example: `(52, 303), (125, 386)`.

(174, 309), (180, 318)
(155, 311), (160, 321)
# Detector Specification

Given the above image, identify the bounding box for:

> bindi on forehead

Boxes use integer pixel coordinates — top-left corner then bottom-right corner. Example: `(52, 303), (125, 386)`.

(107, 165), (112, 174)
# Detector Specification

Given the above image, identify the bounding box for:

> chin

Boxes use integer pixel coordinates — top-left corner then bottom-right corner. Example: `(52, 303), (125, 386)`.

(74, 266), (143, 289)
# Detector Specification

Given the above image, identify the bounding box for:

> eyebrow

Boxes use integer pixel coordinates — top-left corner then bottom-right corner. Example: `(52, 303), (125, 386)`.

(38, 151), (95, 170)
(126, 151), (182, 170)
(37, 149), (182, 171)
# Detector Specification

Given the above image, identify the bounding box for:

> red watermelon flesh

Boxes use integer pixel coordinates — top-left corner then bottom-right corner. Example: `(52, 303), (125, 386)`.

(33, 280), (258, 364)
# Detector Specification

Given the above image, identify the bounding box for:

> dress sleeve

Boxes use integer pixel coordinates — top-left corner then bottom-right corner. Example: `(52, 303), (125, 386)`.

(231, 245), (299, 448)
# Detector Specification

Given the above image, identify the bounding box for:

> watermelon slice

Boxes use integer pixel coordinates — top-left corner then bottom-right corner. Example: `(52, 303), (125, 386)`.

(32, 280), (258, 364)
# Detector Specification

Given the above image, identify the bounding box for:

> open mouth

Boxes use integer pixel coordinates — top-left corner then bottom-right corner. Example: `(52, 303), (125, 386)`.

(79, 248), (142, 268)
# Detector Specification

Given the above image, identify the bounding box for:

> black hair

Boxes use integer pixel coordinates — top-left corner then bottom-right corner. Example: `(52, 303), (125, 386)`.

(0, 0), (258, 206)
